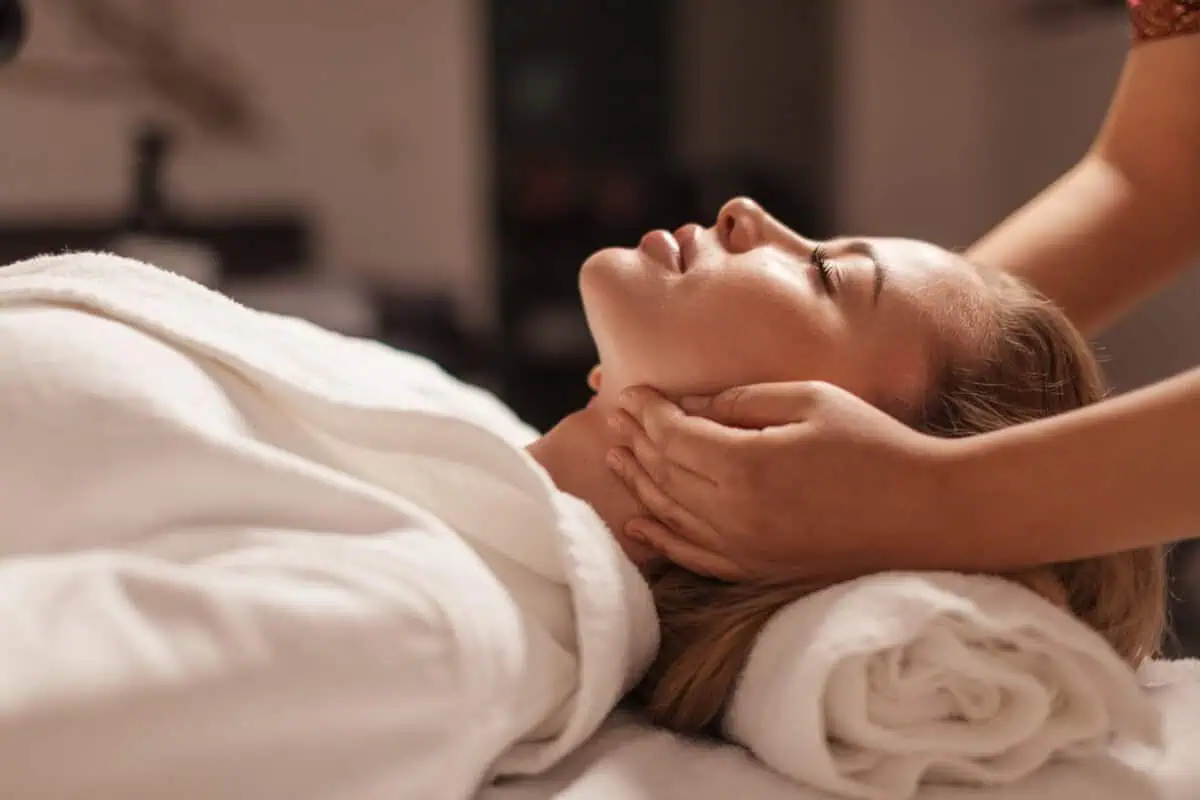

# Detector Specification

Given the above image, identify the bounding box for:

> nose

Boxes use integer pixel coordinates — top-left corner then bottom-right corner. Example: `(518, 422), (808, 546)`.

(715, 197), (762, 254)
(715, 196), (817, 259)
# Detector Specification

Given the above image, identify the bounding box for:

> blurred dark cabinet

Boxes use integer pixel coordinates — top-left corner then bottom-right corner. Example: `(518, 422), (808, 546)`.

(490, 0), (673, 163)
(487, 0), (678, 430)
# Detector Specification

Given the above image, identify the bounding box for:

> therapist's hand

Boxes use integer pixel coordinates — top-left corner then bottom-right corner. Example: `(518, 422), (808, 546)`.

(605, 382), (958, 582)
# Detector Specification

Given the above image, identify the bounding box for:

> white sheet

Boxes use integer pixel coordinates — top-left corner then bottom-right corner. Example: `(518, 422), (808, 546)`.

(0, 252), (659, 799)
(484, 660), (1200, 800)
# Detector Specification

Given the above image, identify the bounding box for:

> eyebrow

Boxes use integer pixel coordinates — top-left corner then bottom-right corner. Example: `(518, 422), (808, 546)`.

(837, 239), (887, 305)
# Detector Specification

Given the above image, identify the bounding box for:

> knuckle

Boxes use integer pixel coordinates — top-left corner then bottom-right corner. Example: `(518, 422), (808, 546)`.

(646, 493), (688, 533)
(654, 537), (682, 565)
(647, 458), (673, 492)
(613, 451), (636, 483)
(639, 478), (673, 516)
(630, 469), (657, 502)
(659, 507), (691, 536)
(632, 435), (667, 485)
(645, 417), (665, 449)
(815, 380), (847, 408)
(797, 381), (828, 412)
(619, 386), (651, 417)
(649, 412), (675, 450)
(719, 386), (749, 419)
(610, 410), (639, 443)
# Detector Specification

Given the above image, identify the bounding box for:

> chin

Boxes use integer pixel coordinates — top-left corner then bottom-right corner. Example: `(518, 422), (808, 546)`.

(579, 247), (632, 290)
(580, 255), (639, 364)
(580, 244), (666, 302)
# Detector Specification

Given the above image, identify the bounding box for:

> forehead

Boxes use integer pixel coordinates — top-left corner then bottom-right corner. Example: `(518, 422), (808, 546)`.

(846, 236), (957, 274)
(848, 237), (981, 297)
(861, 237), (991, 341)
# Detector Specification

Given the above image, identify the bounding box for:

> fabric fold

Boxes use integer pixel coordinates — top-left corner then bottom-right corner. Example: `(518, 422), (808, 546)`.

(725, 571), (1161, 800)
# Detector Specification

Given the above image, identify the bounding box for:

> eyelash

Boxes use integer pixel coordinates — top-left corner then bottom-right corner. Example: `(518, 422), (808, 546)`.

(811, 246), (836, 293)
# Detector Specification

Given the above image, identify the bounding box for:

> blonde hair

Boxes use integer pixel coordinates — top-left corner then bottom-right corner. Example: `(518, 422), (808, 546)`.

(635, 266), (1166, 737)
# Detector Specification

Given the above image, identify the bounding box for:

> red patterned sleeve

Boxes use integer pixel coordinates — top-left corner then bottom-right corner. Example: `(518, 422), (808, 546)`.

(1129, 0), (1200, 44)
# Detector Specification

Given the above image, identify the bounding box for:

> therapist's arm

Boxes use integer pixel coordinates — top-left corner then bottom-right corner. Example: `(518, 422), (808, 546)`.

(967, 36), (1200, 335)
(947, 366), (1200, 567)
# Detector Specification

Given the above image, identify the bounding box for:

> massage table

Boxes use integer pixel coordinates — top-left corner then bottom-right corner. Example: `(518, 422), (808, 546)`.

(485, 662), (1200, 800)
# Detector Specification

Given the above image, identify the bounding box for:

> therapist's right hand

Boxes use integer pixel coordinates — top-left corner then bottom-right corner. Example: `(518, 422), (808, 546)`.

(606, 381), (960, 583)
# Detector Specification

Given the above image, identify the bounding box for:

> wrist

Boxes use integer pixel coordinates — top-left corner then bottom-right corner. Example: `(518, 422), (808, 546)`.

(916, 435), (1008, 571)
(929, 427), (1073, 572)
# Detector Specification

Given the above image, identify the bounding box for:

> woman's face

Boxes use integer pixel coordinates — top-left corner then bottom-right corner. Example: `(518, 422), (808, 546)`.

(580, 197), (989, 409)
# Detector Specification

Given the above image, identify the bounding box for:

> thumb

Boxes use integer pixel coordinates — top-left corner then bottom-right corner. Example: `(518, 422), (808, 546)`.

(681, 382), (820, 428)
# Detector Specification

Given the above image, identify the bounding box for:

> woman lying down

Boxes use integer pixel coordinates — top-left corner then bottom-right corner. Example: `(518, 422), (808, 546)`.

(0, 197), (1164, 800)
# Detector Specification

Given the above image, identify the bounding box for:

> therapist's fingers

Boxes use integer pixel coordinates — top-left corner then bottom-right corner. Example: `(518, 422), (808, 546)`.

(606, 446), (729, 555)
(680, 382), (822, 428)
(624, 517), (747, 581)
(608, 409), (716, 498)
(614, 387), (742, 482)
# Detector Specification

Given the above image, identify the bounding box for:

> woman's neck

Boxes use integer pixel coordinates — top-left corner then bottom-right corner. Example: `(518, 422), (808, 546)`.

(526, 401), (653, 565)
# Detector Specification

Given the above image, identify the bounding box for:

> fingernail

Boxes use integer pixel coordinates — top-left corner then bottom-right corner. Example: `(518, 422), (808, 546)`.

(680, 395), (709, 412)
(625, 524), (647, 543)
(605, 449), (624, 470)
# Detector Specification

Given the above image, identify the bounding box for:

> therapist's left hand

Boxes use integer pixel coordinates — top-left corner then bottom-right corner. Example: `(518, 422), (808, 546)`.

(604, 382), (958, 582)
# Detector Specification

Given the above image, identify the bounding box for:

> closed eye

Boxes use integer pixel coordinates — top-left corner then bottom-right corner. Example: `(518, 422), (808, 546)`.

(811, 246), (837, 295)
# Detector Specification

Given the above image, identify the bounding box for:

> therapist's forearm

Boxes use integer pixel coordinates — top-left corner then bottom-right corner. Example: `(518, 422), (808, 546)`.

(946, 367), (1200, 569)
(967, 153), (1198, 336)
(969, 37), (1200, 335)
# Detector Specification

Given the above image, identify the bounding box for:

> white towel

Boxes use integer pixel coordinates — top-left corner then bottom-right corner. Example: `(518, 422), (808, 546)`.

(483, 661), (1200, 800)
(724, 572), (1162, 800)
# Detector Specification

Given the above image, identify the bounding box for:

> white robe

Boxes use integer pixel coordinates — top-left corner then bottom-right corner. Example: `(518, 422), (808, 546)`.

(0, 253), (659, 800)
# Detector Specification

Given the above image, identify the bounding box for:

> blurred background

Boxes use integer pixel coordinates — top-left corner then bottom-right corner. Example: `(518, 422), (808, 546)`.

(2, 0), (1198, 653)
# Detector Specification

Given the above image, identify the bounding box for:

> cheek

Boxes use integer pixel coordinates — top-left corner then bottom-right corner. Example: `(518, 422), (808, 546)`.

(603, 269), (852, 396)
(862, 314), (938, 410)
(683, 288), (844, 388)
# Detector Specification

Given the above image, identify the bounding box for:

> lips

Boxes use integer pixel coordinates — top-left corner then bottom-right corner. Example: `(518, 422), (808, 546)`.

(638, 229), (682, 273)
(674, 223), (700, 273)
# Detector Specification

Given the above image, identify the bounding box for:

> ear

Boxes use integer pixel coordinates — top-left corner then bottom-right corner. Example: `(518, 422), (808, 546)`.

(587, 365), (603, 392)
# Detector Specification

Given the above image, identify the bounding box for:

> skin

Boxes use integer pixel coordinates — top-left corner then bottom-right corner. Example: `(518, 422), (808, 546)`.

(971, 35), (1200, 336)
(526, 197), (991, 569)
(606, 31), (1200, 582)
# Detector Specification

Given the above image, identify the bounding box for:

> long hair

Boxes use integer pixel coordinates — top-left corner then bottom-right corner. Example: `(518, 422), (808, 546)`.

(635, 266), (1166, 736)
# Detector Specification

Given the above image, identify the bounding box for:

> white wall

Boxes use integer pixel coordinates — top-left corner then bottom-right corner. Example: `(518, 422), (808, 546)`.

(833, 0), (1124, 242)
(0, 0), (494, 329)
(832, 0), (1200, 391)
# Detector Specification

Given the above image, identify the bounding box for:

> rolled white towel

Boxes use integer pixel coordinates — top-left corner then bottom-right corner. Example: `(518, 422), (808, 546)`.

(724, 572), (1162, 800)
